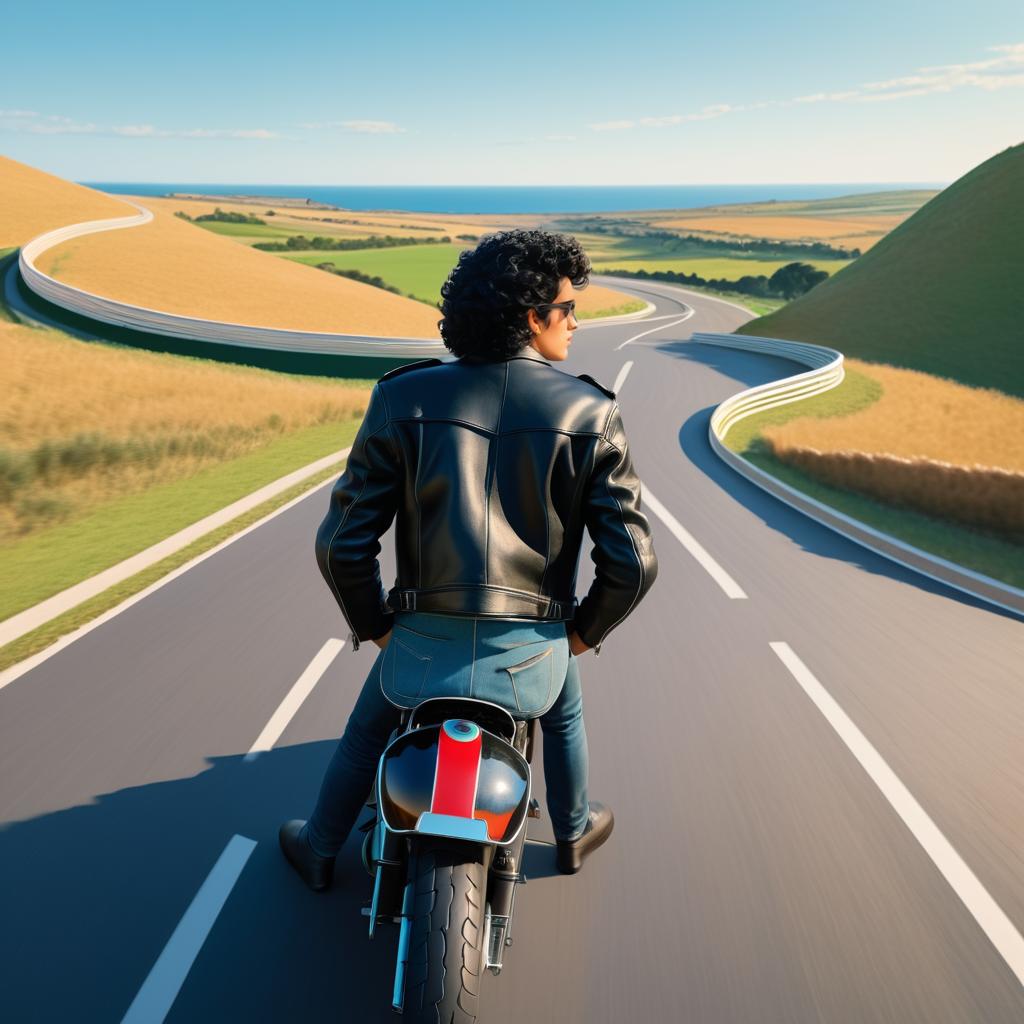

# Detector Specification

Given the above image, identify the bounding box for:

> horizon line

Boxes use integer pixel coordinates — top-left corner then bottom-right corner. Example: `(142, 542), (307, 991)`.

(80, 179), (948, 188)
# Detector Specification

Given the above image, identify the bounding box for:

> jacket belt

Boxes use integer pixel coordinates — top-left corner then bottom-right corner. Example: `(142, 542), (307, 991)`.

(389, 587), (577, 621)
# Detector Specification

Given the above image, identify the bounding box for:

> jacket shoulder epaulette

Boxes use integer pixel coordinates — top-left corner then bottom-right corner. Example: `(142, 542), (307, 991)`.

(576, 373), (616, 400)
(377, 358), (444, 383)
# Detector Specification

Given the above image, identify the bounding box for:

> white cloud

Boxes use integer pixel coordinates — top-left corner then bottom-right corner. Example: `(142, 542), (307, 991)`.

(113, 124), (278, 139)
(340, 120), (404, 134)
(0, 112), (278, 139)
(792, 90), (860, 104)
(298, 119), (405, 134)
(590, 41), (1024, 128)
(28, 117), (99, 135)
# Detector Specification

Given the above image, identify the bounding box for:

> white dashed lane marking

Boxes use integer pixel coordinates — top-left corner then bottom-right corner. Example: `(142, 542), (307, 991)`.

(614, 310), (694, 350)
(642, 488), (748, 599)
(244, 637), (346, 762)
(770, 641), (1024, 988)
(120, 835), (257, 1024)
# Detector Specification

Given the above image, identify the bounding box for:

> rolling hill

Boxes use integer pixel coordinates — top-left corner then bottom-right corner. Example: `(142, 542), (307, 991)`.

(738, 143), (1024, 397)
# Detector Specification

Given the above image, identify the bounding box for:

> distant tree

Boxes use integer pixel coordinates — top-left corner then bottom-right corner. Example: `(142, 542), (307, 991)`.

(174, 211), (193, 221)
(768, 262), (829, 299)
(195, 207), (266, 225)
(315, 263), (403, 295)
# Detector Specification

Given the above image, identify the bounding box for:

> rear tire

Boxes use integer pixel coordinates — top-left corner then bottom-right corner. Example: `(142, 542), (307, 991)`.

(404, 840), (486, 1024)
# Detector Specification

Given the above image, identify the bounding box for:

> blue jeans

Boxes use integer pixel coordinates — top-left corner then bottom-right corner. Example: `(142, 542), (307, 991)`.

(306, 612), (590, 855)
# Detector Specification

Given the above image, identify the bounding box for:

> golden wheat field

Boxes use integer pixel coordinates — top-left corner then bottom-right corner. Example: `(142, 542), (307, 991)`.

(762, 359), (1024, 535)
(0, 318), (371, 541)
(94, 195), (638, 315)
(136, 194), (511, 243)
(33, 199), (444, 336)
(763, 360), (1024, 470)
(649, 214), (906, 251)
(0, 155), (134, 247)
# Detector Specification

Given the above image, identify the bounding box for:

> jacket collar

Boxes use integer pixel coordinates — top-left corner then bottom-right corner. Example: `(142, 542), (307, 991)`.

(460, 345), (551, 367)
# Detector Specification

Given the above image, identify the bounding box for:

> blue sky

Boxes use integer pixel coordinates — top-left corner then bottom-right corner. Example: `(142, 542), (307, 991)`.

(2, 0), (1022, 185)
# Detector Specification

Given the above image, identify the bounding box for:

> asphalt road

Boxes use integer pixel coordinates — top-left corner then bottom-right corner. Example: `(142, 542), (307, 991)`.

(2, 279), (1023, 1022)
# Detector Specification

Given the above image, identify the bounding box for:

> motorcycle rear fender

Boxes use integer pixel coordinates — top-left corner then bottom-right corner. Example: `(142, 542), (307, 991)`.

(376, 720), (531, 846)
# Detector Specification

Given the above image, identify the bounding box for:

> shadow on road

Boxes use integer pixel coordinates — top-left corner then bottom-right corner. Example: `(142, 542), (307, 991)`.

(659, 337), (807, 388)
(0, 741), (566, 1022)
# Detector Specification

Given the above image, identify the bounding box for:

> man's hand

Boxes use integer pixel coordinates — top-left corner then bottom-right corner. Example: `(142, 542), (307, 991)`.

(372, 628), (392, 651)
(567, 630), (592, 657)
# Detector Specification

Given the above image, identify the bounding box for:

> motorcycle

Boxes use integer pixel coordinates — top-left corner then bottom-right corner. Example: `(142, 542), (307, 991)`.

(358, 695), (541, 1021)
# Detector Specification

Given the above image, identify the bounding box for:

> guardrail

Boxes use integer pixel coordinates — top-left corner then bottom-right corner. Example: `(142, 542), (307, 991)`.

(697, 332), (844, 441)
(18, 208), (655, 360)
(18, 201), (448, 358)
(694, 331), (1024, 617)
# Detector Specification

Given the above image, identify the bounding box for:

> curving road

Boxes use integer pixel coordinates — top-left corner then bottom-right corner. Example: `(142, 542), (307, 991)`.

(2, 279), (1023, 1022)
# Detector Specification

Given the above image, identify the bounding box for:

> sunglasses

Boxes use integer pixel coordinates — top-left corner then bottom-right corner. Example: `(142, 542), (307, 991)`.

(533, 300), (577, 323)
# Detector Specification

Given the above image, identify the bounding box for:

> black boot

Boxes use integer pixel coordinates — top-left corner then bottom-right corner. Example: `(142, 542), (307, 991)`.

(279, 820), (335, 892)
(555, 802), (614, 875)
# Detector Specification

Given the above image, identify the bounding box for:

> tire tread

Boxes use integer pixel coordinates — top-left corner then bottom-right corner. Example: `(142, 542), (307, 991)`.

(404, 841), (484, 1024)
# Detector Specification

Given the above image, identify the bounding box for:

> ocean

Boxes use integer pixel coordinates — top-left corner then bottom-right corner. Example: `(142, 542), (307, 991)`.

(82, 182), (942, 215)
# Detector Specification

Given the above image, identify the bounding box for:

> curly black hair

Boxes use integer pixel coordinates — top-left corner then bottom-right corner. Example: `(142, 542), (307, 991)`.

(438, 230), (591, 359)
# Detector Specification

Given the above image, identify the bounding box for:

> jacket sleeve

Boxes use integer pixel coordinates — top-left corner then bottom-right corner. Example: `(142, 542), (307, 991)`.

(314, 383), (399, 650)
(572, 403), (658, 653)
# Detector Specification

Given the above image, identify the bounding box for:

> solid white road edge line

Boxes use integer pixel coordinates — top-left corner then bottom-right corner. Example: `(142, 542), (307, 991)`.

(0, 473), (339, 694)
(244, 638), (346, 761)
(0, 446), (352, 650)
(614, 310), (693, 350)
(642, 487), (748, 599)
(613, 360), (634, 394)
(120, 834), (257, 1024)
(770, 641), (1024, 988)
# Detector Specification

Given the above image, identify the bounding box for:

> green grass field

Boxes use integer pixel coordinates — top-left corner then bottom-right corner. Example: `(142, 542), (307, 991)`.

(192, 219), (377, 246)
(0, 456), (350, 672)
(284, 244), (641, 317)
(723, 370), (1024, 589)
(722, 366), (884, 454)
(0, 417), (363, 624)
(284, 243), (789, 313)
(573, 230), (850, 284)
(741, 144), (1024, 397)
(0, 250), (18, 321)
(593, 255), (850, 278)
(286, 243), (463, 305)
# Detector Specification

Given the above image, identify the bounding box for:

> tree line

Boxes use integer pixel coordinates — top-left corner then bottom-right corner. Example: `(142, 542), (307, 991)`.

(254, 234), (451, 252)
(553, 220), (859, 259)
(603, 262), (830, 300)
(175, 208), (267, 225)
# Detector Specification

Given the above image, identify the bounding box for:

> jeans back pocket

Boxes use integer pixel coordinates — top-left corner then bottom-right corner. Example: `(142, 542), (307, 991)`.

(499, 646), (554, 716)
(385, 635), (432, 702)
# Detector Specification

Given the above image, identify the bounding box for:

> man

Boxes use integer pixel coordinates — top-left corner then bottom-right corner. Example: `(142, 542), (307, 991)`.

(280, 229), (658, 890)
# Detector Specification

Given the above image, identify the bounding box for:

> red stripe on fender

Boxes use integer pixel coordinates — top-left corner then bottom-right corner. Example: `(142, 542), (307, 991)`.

(431, 726), (481, 818)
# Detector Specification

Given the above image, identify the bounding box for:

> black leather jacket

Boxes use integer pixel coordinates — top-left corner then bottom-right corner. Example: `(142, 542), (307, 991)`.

(315, 345), (658, 655)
